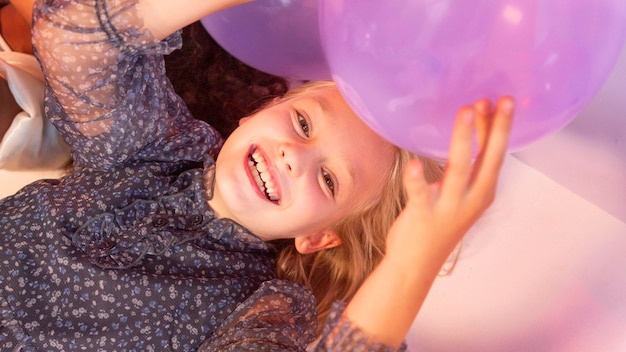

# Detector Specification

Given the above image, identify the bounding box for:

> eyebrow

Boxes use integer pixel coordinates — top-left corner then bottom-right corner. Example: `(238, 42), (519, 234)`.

(315, 95), (331, 116)
(333, 151), (358, 203)
(343, 160), (357, 195)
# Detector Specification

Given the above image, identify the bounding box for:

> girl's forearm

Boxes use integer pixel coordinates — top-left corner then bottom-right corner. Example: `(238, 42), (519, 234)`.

(138, 0), (252, 40)
(10, 0), (250, 38)
(342, 255), (444, 349)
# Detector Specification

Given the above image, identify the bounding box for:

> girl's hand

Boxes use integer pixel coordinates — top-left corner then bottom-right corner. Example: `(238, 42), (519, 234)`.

(386, 96), (515, 273)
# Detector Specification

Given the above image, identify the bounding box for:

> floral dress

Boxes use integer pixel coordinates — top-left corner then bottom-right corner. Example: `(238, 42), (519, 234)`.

(0, 0), (403, 351)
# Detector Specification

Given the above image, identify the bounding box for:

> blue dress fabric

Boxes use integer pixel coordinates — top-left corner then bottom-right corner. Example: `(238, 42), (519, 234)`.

(0, 0), (404, 350)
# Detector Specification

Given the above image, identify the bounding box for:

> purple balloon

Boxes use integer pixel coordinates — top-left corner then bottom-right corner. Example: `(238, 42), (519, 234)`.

(319, 0), (626, 159)
(201, 0), (330, 80)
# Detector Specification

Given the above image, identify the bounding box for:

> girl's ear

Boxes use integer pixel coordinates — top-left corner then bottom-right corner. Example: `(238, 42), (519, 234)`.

(294, 230), (342, 254)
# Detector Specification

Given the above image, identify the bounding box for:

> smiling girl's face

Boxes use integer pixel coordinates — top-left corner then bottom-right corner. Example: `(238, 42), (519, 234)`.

(208, 85), (395, 248)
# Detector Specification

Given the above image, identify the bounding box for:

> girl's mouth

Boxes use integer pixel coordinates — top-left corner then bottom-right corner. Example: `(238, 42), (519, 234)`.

(248, 146), (281, 204)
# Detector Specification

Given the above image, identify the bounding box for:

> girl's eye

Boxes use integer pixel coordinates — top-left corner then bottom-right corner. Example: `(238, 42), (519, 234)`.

(322, 169), (335, 196)
(297, 112), (310, 138)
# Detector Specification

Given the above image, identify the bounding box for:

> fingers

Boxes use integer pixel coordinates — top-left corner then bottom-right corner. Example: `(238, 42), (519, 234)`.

(474, 99), (492, 152)
(441, 96), (514, 207)
(403, 158), (432, 207)
(482, 97), (514, 165)
(440, 107), (475, 200)
(470, 96), (515, 202)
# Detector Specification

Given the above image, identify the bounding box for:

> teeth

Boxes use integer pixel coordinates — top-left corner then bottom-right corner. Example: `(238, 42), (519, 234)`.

(249, 150), (280, 202)
(260, 170), (271, 183)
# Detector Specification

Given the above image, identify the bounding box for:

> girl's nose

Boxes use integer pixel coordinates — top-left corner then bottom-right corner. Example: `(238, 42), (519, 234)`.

(279, 142), (315, 176)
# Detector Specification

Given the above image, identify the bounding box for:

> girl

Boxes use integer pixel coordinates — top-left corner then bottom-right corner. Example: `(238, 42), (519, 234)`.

(0, 0), (514, 351)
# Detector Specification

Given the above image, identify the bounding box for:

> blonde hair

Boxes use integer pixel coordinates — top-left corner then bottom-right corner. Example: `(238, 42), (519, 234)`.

(268, 81), (444, 334)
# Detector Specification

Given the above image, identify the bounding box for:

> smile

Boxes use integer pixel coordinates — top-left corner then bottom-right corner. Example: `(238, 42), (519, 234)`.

(248, 146), (281, 203)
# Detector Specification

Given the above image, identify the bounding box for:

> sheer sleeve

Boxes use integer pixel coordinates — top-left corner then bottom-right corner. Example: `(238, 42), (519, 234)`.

(201, 280), (406, 352)
(31, 0), (205, 169)
(198, 280), (317, 351)
(312, 302), (407, 352)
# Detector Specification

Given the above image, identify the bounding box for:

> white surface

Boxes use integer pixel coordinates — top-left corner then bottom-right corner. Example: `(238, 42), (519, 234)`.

(407, 37), (626, 352)
(0, 52), (71, 170)
(407, 156), (626, 351)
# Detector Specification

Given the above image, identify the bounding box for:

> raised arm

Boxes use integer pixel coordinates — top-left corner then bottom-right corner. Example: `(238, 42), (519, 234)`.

(336, 97), (515, 348)
(30, 0), (244, 168)
(14, 0), (250, 38)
